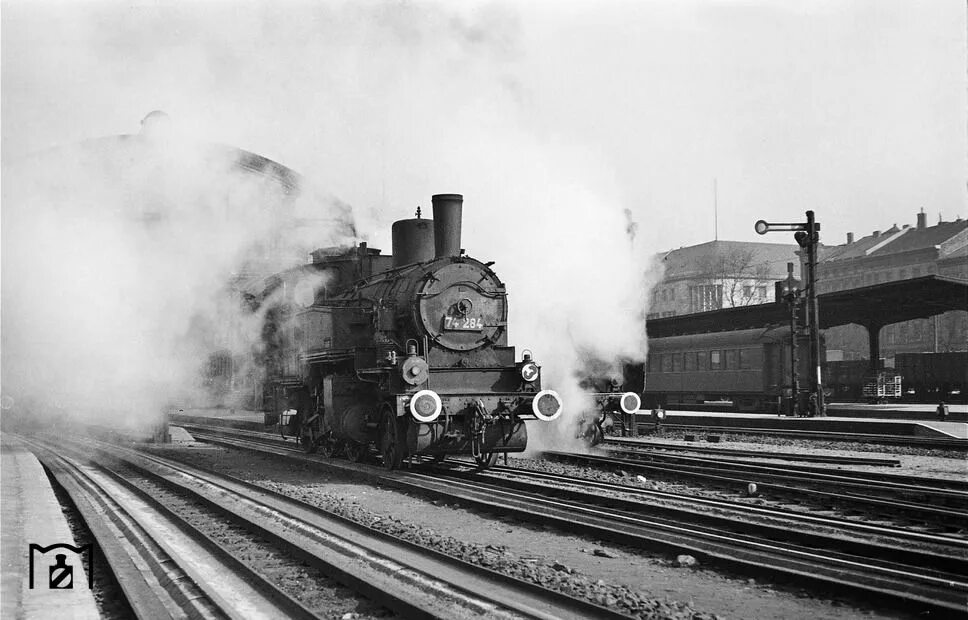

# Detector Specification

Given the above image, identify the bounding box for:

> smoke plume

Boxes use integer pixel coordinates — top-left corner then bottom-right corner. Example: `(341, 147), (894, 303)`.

(2, 2), (663, 443)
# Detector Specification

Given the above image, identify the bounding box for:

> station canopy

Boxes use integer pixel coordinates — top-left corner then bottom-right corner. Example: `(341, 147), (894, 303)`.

(816, 275), (968, 329)
(646, 275), (968, 338)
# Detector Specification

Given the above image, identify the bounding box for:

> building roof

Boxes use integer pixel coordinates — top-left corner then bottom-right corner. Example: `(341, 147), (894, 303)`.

(646, 275), (968, 338)
(821, 219), (967, 263)
(659, 240), (800, 281)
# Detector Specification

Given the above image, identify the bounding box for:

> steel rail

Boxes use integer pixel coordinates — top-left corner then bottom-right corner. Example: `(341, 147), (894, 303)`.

(182, 423), (967, 529)
(410, 465), (968, 575)
(597, 447), (968, 492)
(436, 463), (968, 561)
(391, 472), (968, 616)
(181, 424), (967, 533)
(20, 435), (319, 620)
(180, 427), (968, 615)
(92, 436), (631, 620)
(549, 450), (968, 502)
(544, 451), (968, 524)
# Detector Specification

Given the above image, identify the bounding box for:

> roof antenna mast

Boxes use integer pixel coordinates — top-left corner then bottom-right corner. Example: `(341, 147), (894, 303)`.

(713, 178), (719, 241)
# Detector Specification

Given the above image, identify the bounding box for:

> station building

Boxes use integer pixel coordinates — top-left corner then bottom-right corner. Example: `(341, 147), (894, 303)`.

(648, 240), (800, 318)
(647, 210), (967, 360)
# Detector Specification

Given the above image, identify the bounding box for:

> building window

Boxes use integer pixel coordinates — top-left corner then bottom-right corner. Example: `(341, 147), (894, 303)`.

(756, 286), (767, 298)
(689, 284), (723, 312)
(743, 285), (752, 298)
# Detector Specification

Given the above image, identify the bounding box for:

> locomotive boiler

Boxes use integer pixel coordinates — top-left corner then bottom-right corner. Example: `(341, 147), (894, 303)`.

(260, 194), (562, 469)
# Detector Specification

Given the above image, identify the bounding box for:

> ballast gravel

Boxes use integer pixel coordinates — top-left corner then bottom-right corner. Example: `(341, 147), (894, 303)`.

(155, 443), (912, 620)
(159, 446), (715, 620)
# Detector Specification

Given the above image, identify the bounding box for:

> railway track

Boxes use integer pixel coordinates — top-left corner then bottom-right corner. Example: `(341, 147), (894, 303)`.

(21, 432), (628, 620)
(553, 447), (968, 497)
(19, 435), (320, 620)
(172, 423), (968, 615)
(544, 449), (968, 534)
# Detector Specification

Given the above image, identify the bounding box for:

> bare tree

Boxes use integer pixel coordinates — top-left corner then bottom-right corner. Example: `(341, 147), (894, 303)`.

(695, 247), (774, 308)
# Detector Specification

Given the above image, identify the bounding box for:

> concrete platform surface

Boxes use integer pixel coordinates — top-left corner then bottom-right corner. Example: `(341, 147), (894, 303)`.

(1, 434), (99, 620)
(649, 411), (967, 439)
(172, 406), (968, 440)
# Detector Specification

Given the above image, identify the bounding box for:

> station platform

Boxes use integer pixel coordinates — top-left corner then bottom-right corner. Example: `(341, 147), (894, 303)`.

(1, 434), (99, 619)
(170, 406), (968, 440)
(826, 402), (967, 422)
(648, 410), (967, 440)
(169, 407), (273, 432)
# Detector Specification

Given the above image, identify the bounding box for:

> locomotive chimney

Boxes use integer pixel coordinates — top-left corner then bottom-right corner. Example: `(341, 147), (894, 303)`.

(432, 194), (463, 258)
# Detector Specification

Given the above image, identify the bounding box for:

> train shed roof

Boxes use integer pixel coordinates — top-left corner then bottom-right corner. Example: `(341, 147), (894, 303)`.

(816, 275), (968, 329)
(646, 275), (968, 338)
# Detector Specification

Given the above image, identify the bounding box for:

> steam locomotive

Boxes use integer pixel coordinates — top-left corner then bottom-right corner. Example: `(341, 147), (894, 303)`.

(258, 194), (563, 469)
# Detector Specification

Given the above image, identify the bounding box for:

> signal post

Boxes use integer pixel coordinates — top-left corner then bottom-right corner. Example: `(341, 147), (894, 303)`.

(755, 211), (826, 417)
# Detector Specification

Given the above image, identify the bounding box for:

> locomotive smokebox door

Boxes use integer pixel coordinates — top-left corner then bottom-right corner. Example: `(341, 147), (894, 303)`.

(417, 262), (508, 352)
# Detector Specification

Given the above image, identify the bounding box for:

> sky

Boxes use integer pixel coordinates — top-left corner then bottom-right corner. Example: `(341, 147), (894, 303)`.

(3, 0), (965, 251)
(1, 0), (965, 434)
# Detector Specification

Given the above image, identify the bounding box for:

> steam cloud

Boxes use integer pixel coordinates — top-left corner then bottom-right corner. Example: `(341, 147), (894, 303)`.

(1, 126), (355, 428)
(1, 2), (663, 444)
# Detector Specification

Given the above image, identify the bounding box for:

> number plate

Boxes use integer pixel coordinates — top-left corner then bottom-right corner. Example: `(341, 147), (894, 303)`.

(443, 316), (484, 331)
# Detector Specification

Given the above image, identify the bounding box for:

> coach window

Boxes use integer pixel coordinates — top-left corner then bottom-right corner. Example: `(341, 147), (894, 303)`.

(684, 351), (698, 371)
(710, 350), (722, 370)
(725, 349), (738, 370)
(661, 354), (673, 373)
(697, 351), (709, 371)
(672, 353), (684, 372)
(743, 348), (762, 369)
(739, 349), (751, 370)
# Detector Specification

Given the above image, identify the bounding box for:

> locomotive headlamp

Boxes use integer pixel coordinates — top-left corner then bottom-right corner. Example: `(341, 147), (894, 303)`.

(409, 389), (442, 422)
(532, 389), (562, 421)
(520, 362), (539, 382)
(401, 356), (429, 385)
(620, 392), (641, 414)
